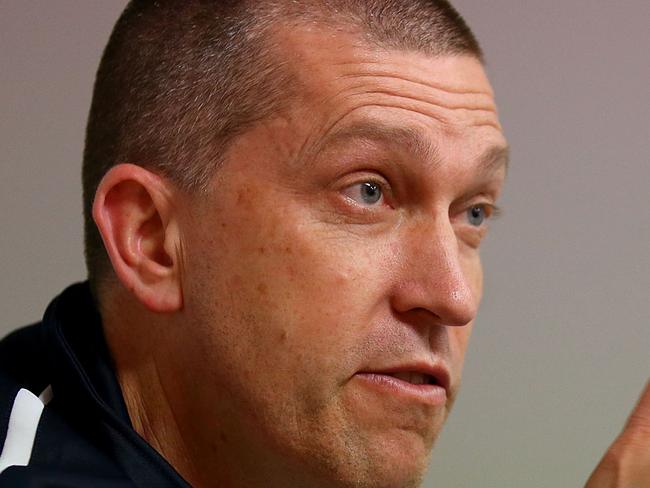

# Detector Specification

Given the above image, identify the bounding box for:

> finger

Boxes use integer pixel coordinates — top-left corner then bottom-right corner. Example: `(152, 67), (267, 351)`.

(585, 380), (650, 488)
(621, 379), (650, 443)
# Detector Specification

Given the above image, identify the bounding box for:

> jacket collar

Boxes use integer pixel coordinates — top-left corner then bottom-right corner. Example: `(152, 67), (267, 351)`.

(43, 282), (190, 487)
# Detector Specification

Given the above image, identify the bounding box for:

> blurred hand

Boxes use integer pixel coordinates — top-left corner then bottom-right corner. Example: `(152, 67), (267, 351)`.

(585, 380), (650, 487)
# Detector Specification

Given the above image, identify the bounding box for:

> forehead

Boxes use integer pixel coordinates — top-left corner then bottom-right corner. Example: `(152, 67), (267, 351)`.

(276, 24), (493, 98)
(266, 25), (508, 176)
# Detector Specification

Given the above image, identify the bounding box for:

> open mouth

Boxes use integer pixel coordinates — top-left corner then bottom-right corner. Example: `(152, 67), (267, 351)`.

(385, 371), (439, 386)
(354, 370), (448, 406)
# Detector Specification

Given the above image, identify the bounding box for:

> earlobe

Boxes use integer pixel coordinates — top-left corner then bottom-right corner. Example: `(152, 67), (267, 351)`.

(92, 164), (183, 313)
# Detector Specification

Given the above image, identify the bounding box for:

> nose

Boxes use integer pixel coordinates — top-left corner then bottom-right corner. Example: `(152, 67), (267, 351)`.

(390, 218), (479, 328)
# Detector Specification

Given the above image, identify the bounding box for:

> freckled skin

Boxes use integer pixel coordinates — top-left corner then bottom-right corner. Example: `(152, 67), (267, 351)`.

(159, 27), (507, 488)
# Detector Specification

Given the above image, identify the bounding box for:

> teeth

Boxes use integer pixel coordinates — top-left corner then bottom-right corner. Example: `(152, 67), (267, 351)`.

(391, 372), (429, 385)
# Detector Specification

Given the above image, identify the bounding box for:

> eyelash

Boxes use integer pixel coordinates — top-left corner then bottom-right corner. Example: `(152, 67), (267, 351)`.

(489, 204), (503, 219)
(473, 203), (502, 220)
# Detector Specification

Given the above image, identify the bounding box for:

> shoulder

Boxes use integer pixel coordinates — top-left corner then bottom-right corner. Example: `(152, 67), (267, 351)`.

(0, 322), (52, 435)
(0, 323), (51, 395)
(0, 323), (54, 484)
(0, 323), (136, 486)
(0, 323), (52, 434)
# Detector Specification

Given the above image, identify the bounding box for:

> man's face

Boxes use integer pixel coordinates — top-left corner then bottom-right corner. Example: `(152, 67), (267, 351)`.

(168, 27), (507, 488)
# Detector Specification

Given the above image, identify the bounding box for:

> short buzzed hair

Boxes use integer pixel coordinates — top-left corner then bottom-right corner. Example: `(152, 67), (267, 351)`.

(82, 0), (482, 292)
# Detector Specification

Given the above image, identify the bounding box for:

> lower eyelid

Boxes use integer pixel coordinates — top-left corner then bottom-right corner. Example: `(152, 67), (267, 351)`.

(456, 221), (488, 242)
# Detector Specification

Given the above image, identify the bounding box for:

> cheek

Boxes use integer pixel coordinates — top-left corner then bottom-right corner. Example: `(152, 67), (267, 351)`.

(182, 185), (390, 382)
(251, 224), (384, 358)
(177, 187), (400, 458)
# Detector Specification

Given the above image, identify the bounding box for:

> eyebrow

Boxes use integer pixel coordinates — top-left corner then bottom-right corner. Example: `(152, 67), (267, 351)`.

(315, 121), (510, 174)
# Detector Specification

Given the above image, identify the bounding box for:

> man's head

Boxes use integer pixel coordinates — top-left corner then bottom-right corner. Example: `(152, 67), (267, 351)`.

(82, 0), (482, 292)
(86, 1), (508, 487)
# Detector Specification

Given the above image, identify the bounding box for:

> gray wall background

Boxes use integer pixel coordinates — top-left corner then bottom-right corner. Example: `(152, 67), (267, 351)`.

(1, 2), (648, 487)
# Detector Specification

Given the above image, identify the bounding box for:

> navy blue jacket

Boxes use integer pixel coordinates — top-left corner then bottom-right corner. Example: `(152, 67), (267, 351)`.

(0, 283), (190, 487)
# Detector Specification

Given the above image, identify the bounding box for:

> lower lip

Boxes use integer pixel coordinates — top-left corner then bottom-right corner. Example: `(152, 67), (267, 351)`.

(354, 373), (448, 406)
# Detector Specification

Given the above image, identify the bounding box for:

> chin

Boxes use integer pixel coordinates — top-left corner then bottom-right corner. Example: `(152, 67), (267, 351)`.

(305, 396), (447, 487)
(362, 458), (429, 488)
(330, 455), (430, 488)
(302, 427), (437, 488)
(369, 434), (434, 488)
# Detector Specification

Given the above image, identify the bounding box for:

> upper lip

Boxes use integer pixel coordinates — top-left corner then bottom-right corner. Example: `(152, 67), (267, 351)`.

(358, 361), (451, 393)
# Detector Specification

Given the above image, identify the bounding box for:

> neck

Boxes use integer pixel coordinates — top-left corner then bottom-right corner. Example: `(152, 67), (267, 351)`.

(121, 363), (203, 481)
(100, 290), (205, 487)
(98, 287), (327, 488)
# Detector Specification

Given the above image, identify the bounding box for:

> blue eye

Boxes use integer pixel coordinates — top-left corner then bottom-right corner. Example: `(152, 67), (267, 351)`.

(467, 205), (486, 226)
(359, 182), (382, 204)
(343, 181), (384, 206)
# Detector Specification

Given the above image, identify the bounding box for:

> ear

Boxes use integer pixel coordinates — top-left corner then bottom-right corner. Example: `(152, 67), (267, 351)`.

(92, 163), (183, 313)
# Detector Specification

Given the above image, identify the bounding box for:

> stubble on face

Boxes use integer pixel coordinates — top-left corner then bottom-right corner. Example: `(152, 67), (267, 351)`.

(167, 25), (507, 488)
